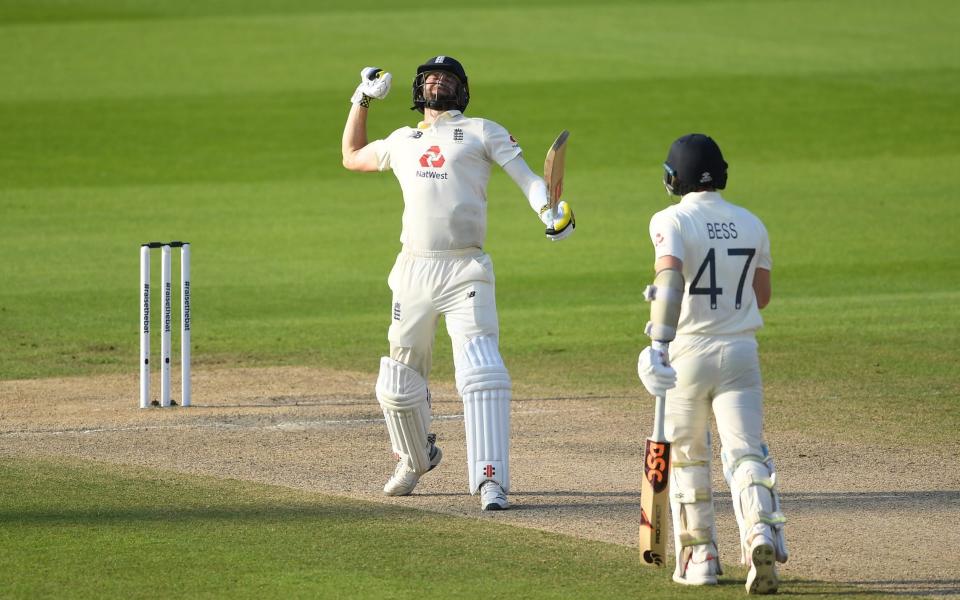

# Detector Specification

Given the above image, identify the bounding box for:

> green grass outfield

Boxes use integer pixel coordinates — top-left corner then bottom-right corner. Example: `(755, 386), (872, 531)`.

(0, 458), (892, 599)
(1, 0), (958, 597)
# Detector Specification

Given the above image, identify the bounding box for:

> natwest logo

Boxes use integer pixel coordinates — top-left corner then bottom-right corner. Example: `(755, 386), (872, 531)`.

(419, 146), (445, 168)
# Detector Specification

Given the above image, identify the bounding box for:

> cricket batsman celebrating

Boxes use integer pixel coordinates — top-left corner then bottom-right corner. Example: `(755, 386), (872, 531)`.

(341, 56), (575, 510)
(637, 134), (788, 593)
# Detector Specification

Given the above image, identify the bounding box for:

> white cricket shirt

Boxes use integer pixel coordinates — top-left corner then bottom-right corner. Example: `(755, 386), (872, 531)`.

(649, 191), (772, 336)
(371, 110), (522, 251)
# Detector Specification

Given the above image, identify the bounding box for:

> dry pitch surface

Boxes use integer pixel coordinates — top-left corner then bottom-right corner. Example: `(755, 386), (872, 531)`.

(2, 367), (958, 597)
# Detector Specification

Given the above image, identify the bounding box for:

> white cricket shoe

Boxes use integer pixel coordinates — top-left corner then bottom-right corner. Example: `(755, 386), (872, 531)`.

(480, 481), (509, 511)
(746, 535), (779, 594)
(382, 437), (442, 497)
(672, 544), (720, 586)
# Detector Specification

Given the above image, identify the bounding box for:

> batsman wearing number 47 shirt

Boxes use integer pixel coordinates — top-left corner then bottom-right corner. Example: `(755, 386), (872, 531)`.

(637, 134), (788, 593)
(341, 56), (575, 511)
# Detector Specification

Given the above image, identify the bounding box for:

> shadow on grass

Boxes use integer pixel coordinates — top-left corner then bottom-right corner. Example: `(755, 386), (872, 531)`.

(419, 490), (960, 521)
(0, 498), (414, 526)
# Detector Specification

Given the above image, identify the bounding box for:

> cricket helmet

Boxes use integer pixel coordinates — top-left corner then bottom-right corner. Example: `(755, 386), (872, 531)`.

(411, 55), (470, 113)
(662, 133), (728, 196)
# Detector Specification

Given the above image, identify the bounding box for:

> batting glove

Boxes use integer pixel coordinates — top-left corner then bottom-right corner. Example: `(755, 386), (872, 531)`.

(539, 201), (575, 241)
(350, 67), (392, 107)
(637, 345), (677, 397)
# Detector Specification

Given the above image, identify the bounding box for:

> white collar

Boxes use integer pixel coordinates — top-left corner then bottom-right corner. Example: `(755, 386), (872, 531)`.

(681, 191), (723, 203)
(417, 110), (463, 129)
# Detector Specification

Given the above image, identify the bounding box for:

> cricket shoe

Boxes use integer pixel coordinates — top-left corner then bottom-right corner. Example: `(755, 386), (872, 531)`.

(672, 544), (720, 586)
(745, 535), (779, 594)
(479, 481), (509, 511)
(382, 435), (442, 496)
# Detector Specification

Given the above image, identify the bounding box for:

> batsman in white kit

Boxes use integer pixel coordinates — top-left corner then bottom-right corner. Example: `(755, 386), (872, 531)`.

(341, 56), (575, 510)
(637, 134), (788, 593)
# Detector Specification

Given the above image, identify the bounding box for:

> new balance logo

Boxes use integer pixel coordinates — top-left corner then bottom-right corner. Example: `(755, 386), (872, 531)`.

(393, 302), (401, 321)
(453, 128), (464, 142)
(466, 290), (476, 299)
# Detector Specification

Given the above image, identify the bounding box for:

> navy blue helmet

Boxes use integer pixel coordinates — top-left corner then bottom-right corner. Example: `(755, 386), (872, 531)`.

(411, 55), (470, 113)
(663, 134), (728, 196)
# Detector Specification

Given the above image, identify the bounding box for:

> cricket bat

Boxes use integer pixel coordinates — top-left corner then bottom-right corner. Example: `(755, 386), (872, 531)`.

(543, 129), (569, 210)
(639, 393), (670, 567)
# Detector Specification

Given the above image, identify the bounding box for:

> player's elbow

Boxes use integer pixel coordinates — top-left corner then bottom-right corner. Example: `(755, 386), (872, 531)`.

(342, 153), (357, 170)
(342, 151), (377, 172)
(342, 157), (364, 172)
(756, 293), (771, 310)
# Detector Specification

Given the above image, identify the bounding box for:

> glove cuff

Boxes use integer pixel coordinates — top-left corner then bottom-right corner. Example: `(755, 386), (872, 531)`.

(538, 204), (553, 226)
(350, 88), (372, 108)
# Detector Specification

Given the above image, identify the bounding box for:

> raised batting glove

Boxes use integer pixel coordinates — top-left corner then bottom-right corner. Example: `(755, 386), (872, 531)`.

(539, 200), (576, 241)
(637, 345), (677, 397)
(350, 67), (392, 107)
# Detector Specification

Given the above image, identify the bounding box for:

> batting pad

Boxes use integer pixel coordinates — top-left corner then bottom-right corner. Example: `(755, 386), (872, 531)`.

(376, 357), (432, 474)
(455, 336), (512, 494)
(670, 461), (716, 545)
(722, 451), (789, 564)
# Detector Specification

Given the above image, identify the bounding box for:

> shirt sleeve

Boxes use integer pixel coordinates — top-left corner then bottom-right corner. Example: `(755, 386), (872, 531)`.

(482, 119), (523, 167)
(502, 155), (548, 213)
(649, 209), (684, 262)
(370, 139), (390, 171)
(372, 127), (410, 172)
(757, 220), (772, 270)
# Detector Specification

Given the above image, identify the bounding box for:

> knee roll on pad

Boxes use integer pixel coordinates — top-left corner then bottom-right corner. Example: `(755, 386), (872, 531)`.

(722, 450), (789, 564)
(455, 335), (511, 395)
(455, 336), (511, 493)
(376, 357), (433, 474)
(644, 268), (685, 343)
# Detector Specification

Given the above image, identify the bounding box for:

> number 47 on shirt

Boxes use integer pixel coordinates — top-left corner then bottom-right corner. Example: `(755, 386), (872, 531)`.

(690, 248), (756, 309)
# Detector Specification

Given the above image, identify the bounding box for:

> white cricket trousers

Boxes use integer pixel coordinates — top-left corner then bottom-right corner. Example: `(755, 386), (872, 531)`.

(666, 334), (765, 461)
(386, 247), (500, 378)
(664, 334), (766, 553)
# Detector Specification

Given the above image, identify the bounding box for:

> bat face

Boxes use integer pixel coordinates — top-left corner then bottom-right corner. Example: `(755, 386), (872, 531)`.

(543, 129), (569, 210)
(639, 437), (670, 566)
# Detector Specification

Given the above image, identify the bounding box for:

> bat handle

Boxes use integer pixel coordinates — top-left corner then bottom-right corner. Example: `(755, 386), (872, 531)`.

(650, 340), (670, 442)
(652, 395), (666, 441)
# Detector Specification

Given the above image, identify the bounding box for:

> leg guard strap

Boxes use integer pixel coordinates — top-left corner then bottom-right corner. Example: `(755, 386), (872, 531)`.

(670, 461), (721, 577)
(723, 449), (789, 564)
